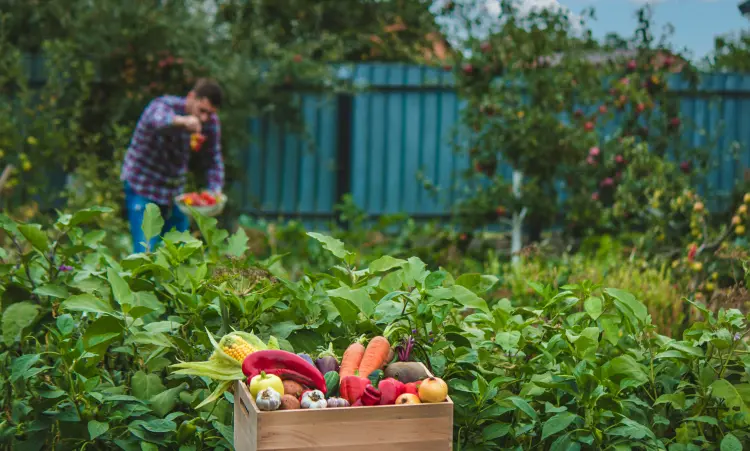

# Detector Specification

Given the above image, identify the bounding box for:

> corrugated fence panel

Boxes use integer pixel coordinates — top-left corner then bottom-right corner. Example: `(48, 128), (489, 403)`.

(350, 64), (467, 217)
(241, 94), (338, 222)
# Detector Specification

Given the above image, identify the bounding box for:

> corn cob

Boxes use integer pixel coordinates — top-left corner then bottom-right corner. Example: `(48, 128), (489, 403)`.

(220, 335), (256, 362)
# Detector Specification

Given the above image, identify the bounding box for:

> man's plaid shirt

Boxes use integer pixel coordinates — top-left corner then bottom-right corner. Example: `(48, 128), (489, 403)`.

(120, 95), (224, 205)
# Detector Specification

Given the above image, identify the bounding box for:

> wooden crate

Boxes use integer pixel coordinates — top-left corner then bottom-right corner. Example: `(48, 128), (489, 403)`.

(233, 367), (453, 450)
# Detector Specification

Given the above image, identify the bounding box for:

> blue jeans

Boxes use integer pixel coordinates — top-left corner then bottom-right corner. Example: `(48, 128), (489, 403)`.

(124, 182), (189, 254)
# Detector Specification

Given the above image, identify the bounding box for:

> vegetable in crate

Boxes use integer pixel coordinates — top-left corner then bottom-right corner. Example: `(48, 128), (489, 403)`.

(256, 388), (282, 411)
(300, 390), (327, 409)
(360, 385), (382, 406)
(339, 337), (366, 378)
(367, 369), (384, 387)
(315, 343), (340, 374)
(340, 374), (369, 404)
(297, 353), (315, 367)
(280, 394), (301, 410)
(378, 378), (405, 405)
(383, 362), (429, 383)
(358, 336), (391, 379)
(395, 393), (421, 405)
(220, 334), (257, 362)
(326, 397), (350, 408)
(242, 350), (327, 394)
(283, 380), (305, 398)
(249, 372), (285, 398)
(418, 377), (448, 403)
(324, 371), (340, 397)
(404, 381), (421, 396)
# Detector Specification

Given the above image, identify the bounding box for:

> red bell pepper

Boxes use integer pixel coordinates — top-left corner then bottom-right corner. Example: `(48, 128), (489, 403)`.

(361, 384), (381, 406)
(340, 375), (369, 404)
(378, 378), (405, 405)
(242, 350), (327, 394)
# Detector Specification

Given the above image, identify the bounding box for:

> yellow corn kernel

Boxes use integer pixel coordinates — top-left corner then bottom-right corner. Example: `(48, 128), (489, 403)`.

(221, 336), (255, 362)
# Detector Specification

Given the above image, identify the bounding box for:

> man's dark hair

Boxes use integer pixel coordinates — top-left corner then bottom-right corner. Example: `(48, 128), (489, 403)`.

(192, 78), (223, 108)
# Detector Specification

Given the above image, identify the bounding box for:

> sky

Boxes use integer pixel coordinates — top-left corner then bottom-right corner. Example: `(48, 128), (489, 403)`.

(514, 0), (748, 60)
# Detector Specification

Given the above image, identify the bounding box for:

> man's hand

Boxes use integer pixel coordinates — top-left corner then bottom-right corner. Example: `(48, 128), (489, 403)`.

(174, 115), (202, 134)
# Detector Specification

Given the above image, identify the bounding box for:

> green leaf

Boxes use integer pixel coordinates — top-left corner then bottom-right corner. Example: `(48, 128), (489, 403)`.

(18, 224), (49, 252)
(107, 268), (134, 308)
(306, 232), (352, 259)
(62, 294), (115, 315)
(508, 396), (537, 420)
(605, 288), (648, 323)
(711, 379), (749, 412)
(141, 203), (164, 245)
(720, 433), (742, 451)
(483, 423), (511, 441)
(584, 296), (603, 320)
(667, 341), (704, 358)
(126, 332), (174, 349)
(66, 206), (113, 228)
(88, 420), (109, 440)
(33, 284), (69, 299)
(226, 227), (249, 257)
(606, 355), (648, 384)
(542, 412), (578, 441)
(131, 371), (166, 401)
(496, 331), (521, 352)
(654, 392), (686, 409)
(149, 383), (187, 418)
(55, 314), (75, 335)
(2, 302), (39, 345)
(451, 285), (490, 313)
(684, 416), (719, 426)
(424, 271), (447, 289)
(327, 286), (374, 316)
(607, 417), (655, 440)
(368, 255), (407, 272)
(600, 314), (622, 346)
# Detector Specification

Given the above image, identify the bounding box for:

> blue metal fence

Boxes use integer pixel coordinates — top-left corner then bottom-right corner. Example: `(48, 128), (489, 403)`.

(239, 64), (750, 221)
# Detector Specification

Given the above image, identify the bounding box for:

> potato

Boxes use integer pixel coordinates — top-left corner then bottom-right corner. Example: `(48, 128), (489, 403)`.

(280, 394), (301, 410)
(383, 362), (429, 383)
(282, 380), (305, 398)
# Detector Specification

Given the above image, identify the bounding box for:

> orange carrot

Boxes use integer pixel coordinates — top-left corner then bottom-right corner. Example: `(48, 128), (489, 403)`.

(358, 336), (391, 379)
(339, 337), (366, 379)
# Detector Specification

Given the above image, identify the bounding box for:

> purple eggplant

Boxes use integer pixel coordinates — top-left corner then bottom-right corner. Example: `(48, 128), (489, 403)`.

(297, 353), (315, 367)
(315, 343), (340, 374)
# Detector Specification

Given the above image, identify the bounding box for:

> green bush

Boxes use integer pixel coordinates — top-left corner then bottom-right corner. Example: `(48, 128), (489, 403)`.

(1, 207), (749, 450)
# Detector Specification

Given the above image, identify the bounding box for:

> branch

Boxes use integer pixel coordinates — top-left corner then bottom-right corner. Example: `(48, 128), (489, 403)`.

(0, 165), (14, 196)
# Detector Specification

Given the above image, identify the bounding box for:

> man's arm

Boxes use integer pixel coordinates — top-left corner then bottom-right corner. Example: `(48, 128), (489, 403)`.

(142, 98), (200, 133)
(205, 117), (225, 194)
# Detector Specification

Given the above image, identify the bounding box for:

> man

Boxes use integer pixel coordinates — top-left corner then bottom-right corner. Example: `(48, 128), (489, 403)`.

(120, 78), (225, 253)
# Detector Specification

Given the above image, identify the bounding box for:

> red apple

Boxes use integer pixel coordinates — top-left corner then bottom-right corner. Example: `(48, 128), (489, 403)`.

(636, 103), (645, 113)
(480, 42), (492, 53)
(599, 105), (608, 114)
(627, 60), (637, 71)
(584, 121), (594, 132)
(462, 63), (474, 75)
(614, 155), (625, 164)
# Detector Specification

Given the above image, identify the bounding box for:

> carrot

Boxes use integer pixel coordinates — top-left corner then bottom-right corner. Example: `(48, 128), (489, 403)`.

(339, 336), (367, 379)
(357, 336), (391, 379)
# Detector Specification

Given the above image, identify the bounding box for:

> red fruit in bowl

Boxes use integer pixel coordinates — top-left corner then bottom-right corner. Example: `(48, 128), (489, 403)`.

(200, 192), (217, 206)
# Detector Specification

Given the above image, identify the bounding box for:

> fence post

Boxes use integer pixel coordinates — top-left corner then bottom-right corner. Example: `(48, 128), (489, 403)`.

(335, 93), (353, 229)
